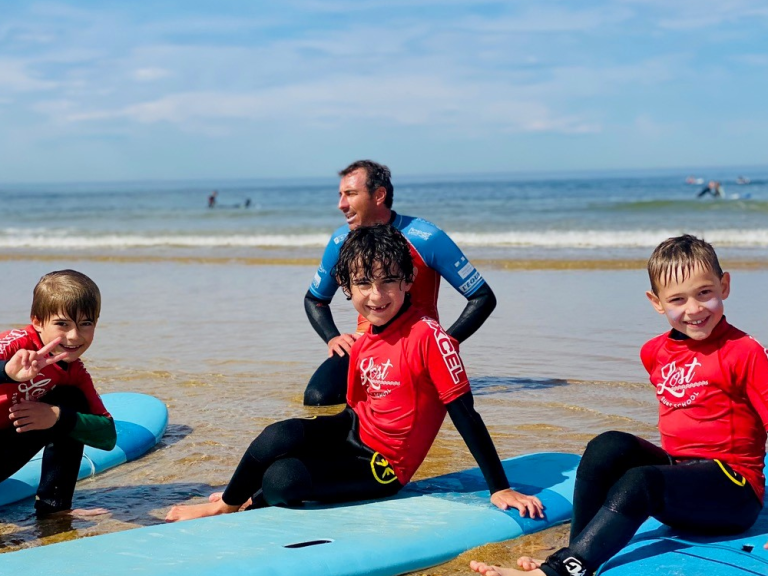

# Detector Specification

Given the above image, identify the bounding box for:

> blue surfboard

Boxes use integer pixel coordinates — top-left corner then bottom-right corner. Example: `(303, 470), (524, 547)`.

(599, 459), (768, 576)
(0, 452), (578, 575)
(0, 392), (168, 507)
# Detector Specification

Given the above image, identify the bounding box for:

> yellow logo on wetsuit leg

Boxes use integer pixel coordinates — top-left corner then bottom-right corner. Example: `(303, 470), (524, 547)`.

(370, 452), (397, 484)
(714, 459), (746, 487)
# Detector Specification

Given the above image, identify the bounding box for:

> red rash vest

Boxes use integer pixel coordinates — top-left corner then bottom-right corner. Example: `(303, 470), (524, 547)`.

(0, 325), (110, 430)
(347, 306), (471, 484)
(641, 318), (768, 502)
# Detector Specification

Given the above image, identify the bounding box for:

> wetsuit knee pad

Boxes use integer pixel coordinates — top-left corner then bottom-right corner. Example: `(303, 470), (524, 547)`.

(247, 419), (305, 462)
(304, 354), (348, 406)
(579, 431), (638, 477)
(43, 386), (89, 412)
(605, 466), (665, 518)
(261, 458), (312, 506)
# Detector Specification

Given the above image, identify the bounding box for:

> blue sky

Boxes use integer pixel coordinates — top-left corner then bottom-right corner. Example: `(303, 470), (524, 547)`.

(1, 0), (766, 182)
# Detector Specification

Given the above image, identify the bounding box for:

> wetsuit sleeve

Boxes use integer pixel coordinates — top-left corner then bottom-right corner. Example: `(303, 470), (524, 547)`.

(55, 407), (117, 450)
(446, 391), (510, 494)
(308, 229), (347, 301)
(744, 340), (768, 432)
(445, 283), (497, 343)
(416, 226), (487, 298)
(304, 291), (342, 344)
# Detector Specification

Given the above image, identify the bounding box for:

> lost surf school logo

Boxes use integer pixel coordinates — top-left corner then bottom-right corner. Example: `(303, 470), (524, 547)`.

(656, 357), (707, 408)
(359, 357), (400, 397)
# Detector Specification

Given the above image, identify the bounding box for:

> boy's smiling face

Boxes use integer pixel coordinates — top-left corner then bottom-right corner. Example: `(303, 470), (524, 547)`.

(646, 264), (730, 340)
(348, 260), (413, 327)
(32, 311), (97, 363)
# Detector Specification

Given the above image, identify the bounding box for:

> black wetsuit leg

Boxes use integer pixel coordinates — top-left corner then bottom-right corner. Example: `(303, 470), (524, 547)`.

(221, 407), (402, 508)
(0, 386), (89, 513)
(303, 353), (349, 406)
(538, 431), (762, 576)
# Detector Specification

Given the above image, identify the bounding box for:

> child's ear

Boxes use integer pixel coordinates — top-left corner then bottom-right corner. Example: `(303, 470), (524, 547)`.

(720, 271), (731, 299)
(646, 290), (665, 314)
(31, 316), (44, 330)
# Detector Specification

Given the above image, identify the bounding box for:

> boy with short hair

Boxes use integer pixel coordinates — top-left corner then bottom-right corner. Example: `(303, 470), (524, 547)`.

(470, 234), (768, 576)
(0, 269), (116, 515)
(166, 224), (542, 521)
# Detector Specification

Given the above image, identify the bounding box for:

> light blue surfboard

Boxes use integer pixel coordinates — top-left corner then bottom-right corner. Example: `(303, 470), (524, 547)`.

(599, 458), (768, 576)
(0, 392), (168, 507)
(0, 452), (579, 576)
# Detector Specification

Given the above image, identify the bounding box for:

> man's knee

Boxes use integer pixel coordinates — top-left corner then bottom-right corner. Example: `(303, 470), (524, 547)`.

(247, 419), (304, 462)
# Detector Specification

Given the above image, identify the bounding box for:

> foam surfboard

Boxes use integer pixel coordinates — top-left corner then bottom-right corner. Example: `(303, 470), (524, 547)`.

(599, 457), (768, 576)
(0, 452), (579, 576)
(0, 392), (168, 507)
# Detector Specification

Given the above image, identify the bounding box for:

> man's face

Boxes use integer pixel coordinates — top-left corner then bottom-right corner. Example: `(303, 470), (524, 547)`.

(338, 168), (385, 229)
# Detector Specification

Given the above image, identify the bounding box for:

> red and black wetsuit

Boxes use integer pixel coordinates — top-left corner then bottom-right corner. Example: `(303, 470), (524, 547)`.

(0, 325), (116, 513)
(220, 301), (509, 508)
(535, 318), (768, 576)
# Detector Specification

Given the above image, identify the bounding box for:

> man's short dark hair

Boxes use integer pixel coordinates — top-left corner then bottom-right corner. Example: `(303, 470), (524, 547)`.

(339, 160), (394, 209)
(334, 224), (414, 298)
(647, 234), (723, 295)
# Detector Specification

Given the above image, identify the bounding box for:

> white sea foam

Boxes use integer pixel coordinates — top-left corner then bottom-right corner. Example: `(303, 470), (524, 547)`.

(2, 229), (768, 249)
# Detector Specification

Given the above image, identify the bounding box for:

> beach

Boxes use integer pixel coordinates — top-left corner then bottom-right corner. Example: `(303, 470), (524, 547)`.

(2, 253), (767, 572)
(2, 172), (768, 570)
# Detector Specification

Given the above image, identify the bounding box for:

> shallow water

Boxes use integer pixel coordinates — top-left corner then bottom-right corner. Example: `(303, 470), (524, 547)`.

(1, 259), (767, 567)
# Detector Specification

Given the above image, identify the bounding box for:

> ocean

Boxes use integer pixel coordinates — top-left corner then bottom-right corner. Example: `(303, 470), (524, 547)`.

(3, 168), (768, 261)
(1, 168), (767, 571)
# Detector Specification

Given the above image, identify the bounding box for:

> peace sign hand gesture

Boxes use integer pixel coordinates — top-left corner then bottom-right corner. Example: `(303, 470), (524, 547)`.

(4, 338), (68, 382)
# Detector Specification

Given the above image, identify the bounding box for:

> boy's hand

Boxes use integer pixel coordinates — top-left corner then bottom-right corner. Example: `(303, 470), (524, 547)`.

(490, 488), (545, 519)
(327, 333), (361, 357)
(4, 338), (67, 382)
(9, 400), (61, 432)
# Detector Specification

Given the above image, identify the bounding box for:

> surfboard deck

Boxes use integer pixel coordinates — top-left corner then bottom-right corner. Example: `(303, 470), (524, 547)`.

(600, 458), (768, 576)
(0, 392), (168, 507)
(0, 452), (579, 576)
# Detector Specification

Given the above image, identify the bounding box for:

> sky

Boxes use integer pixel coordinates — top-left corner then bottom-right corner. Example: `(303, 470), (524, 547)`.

(1, 0), (767, 183)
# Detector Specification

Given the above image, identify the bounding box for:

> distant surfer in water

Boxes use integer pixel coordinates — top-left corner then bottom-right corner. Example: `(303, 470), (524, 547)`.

(303, 160), (496, 406)
(470, 235), (768, 576)
(697, 180), (723, 198)
(166, 225), (543, 522)
(208, 190), (218, 208)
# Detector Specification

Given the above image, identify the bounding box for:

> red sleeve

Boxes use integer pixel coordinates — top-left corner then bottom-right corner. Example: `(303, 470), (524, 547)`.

(0, 328), (31, 361)
(68, 360), (111, 418)
(640, 335), (663, 376)
(743, 337), (768, 433)
(420, 318), (471, 403)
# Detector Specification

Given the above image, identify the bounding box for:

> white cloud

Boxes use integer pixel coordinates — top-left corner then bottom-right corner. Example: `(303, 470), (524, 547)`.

(133, 67), (170, 82)
(0, 59), (58, 92)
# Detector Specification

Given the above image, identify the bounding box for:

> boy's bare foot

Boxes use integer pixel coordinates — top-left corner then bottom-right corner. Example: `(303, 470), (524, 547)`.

(469, 560), (547, 576)
(208, 492), (251, 511)
(38, 507), (110, 518)
(165, 500), (239, 522)
(517, 557), (544, 571)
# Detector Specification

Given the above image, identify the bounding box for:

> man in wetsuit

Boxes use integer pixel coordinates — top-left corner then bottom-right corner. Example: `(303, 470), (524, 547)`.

(303, 160), (497, 405)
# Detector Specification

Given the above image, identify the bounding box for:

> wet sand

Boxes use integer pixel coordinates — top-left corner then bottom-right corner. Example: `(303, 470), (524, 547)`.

(1, 257), (767, 572)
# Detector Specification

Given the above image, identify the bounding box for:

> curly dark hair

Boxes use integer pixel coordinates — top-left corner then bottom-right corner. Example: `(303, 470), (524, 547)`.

(338, 160), (394, 209)
(334, 224), (415, 298)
